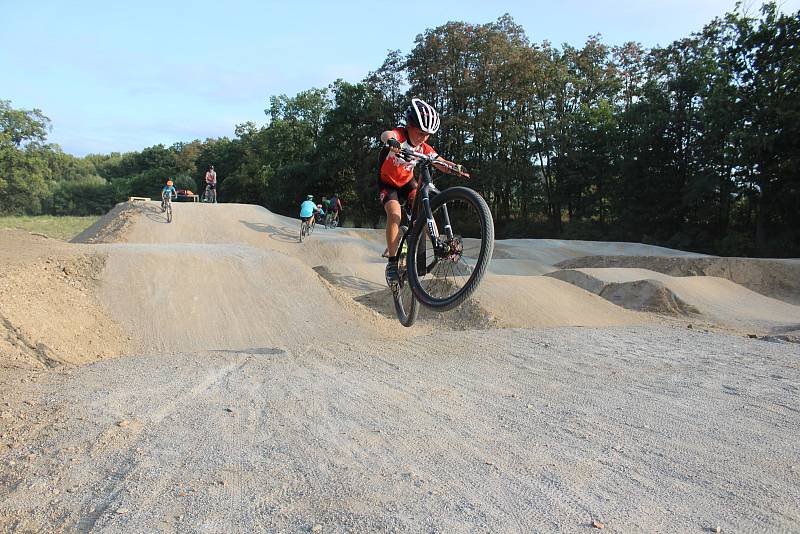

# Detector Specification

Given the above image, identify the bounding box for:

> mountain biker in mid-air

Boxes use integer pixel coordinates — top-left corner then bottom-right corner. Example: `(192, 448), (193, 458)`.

(161, 179), (177, 209)
(204, 165), (217, 202)
(378, 97), (467, 287)
(299, 194), (318, 229)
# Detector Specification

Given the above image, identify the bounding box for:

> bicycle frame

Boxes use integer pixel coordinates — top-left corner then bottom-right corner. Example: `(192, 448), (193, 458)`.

(401, 150), (457, 273)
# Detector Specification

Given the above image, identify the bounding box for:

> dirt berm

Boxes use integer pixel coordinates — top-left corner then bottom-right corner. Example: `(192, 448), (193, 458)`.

(546, 267), (800, 333)
(557, 254), (800, 305)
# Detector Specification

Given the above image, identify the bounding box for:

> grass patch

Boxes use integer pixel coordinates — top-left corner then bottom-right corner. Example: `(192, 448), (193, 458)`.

(0, 215), (100, 241)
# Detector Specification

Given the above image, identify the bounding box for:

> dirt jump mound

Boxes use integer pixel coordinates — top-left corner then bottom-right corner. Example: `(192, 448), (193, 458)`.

(547, 267), (800, 332)
(0, 231), (131, 369)
(71, 201), (140, 244)
(557, 255), (800, 306)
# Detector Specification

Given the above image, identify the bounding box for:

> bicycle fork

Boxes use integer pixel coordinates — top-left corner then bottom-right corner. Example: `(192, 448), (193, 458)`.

(416, 184), (455, 276)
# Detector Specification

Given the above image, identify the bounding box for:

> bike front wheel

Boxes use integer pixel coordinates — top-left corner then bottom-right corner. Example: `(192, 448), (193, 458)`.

(166, 203), (172, 223)
(407, 186), (494, 310)
(392, 226), (418, 327)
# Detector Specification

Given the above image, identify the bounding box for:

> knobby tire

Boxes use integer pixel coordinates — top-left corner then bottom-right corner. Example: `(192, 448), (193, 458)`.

(407, 186), (494, 311)
(300, 221), (308, 242)
(392, 225), (418, 327)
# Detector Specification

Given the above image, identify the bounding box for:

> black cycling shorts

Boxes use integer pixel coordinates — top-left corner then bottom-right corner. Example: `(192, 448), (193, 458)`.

(379, 180), (418, 206)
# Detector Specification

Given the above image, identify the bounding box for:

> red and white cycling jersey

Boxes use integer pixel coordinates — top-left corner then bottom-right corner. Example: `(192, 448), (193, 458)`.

(205, 170), (217, 184)
(380, 128), (438, 188)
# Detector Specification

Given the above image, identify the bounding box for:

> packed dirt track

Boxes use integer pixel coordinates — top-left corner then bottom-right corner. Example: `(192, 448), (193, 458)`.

(1, 201), (799, 532)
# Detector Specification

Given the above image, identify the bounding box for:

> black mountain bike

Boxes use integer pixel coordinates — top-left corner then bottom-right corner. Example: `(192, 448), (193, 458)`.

(388, 147), (494, 326)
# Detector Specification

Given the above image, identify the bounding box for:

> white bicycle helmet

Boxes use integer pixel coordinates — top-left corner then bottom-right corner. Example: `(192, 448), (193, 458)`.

(405, 97), (440, 134)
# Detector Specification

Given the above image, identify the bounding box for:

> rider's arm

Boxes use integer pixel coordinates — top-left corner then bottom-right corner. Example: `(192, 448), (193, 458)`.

(433, 157), (468, 176)
(380, 130), (398, 143)
(380, 130), (401, 153)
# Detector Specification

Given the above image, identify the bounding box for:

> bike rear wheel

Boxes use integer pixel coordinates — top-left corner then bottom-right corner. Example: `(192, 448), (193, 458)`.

(300, 221), (308, 242)
(407, 186), (494, 310)
(392, 226), (418, 327)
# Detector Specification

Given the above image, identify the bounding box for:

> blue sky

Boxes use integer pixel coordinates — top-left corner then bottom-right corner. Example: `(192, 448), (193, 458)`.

(4, 0), (798, 156)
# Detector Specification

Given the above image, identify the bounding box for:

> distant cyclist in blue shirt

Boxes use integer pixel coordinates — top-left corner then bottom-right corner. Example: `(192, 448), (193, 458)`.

(299, 195), (319, 225)
(161, 179), (177, 210)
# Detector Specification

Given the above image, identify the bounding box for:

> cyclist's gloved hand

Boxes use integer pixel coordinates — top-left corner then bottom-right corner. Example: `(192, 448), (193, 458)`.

(387, 138), (401, 152)
(454, 164), (469, 177)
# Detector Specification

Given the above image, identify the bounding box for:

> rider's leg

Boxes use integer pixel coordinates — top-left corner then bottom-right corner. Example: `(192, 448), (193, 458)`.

(384, 200), (402, 257)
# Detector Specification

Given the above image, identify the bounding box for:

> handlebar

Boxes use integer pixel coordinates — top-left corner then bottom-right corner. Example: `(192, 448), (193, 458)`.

(385, 144), (470, 178)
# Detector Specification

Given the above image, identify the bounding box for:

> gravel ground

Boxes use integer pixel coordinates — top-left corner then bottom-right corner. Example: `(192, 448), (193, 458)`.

(1, 326), (798, 533)
(3, 204), (799, 533)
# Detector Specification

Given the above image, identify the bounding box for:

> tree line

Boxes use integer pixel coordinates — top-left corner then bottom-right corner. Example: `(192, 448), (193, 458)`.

(1, 2), (797, 257)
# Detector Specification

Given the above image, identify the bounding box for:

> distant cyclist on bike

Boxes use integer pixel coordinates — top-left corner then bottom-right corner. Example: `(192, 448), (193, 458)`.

(328, 193), (343, 225)
(299, 194), (318, 227)
(161, 179), (177, 209)
(379, 97), (466, 287)
(204, 165), (217, 202)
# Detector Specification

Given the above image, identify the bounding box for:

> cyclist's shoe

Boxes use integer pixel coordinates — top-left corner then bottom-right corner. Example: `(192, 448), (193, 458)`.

(385, 260), (400, 288)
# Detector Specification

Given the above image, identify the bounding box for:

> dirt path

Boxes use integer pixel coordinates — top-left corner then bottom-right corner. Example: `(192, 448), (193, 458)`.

(1, 202), (799, 532)
(2, 327), (798, 532)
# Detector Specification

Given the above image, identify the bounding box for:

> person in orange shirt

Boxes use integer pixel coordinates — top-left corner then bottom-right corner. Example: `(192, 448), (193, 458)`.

(378, 98), (465, 287)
